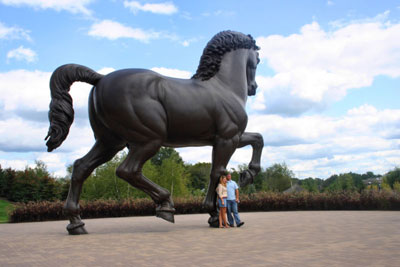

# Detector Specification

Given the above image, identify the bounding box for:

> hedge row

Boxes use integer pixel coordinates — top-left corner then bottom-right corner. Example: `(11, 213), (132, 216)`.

(9, 191), (400, 223)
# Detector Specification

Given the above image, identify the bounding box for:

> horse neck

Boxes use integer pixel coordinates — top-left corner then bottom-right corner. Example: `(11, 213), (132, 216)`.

(213, 49), (249, 102)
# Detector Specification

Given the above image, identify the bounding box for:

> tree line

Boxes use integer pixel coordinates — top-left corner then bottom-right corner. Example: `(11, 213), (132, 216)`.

(1, 147), (399, 202)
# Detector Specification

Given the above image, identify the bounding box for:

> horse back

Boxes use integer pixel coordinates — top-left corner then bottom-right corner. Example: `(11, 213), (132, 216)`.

(90, 68), (246, 145)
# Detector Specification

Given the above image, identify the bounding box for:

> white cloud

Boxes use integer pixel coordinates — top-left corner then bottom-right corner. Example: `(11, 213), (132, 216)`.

(0, 66), (113, 121)
(177, 147), (212, 164)
(0, 69), (51, 112)
(0, 21), (30, 40)
(97, 67), (115, 75)
(7, 46), (37, 63)
(202, 10), (235, 17)
(88, 20), (161, 42)
(36, 152), (67, 177)
(0, 0), (93, 15)
(244, 105), (400, 178)
(0, 113), (94, 175)
(180, 37), (200, 47)
(0, 118), (48, 152)
(180, 11), (192, 20)
(0, 66), (113, 176)
(182, 40), (190, 47)
(329, 10), (391, 28)
(0, 158), (30, 170)
(151, 67), (192, 78)
(123, 1), (178, 15)
(255, 14), (400, 115)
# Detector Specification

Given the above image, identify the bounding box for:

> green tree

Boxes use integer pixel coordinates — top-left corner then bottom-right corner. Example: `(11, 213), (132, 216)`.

(346, 172), (365, 192)
(253, 167), (268, 192)
(154, 154), (189, 197)
(323, 174), (338, 190)
(57, 177), (70, 200)
(33, 160), (50, 177)
(151, 147), (183, 166)
(186, 162), (211, 195)
(393, 181), (400, 192)
(383, 167), (400, 189)
(81, 152), (140, 200)
(80, 148), (190, 200)
(265, 163), (293, 192)
(0, 167), (15, 198)
(326, 173), (356, 192)
(301, 177), (319, 192)
(6, 162), (61, 202)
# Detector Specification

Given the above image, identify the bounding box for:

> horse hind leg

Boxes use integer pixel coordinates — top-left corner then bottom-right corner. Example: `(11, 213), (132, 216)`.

(116, 141), (175, 223)
(64, 140), (124, 235)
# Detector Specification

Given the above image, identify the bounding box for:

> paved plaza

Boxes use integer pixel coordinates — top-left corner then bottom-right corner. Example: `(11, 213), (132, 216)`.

(0, 211), (399, 266)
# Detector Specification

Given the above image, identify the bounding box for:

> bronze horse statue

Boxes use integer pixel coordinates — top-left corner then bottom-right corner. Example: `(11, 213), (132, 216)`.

(45, 30), (263, 234)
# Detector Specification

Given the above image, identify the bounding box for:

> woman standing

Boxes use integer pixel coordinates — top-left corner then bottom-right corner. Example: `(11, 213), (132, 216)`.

(216, 175), (230, 228)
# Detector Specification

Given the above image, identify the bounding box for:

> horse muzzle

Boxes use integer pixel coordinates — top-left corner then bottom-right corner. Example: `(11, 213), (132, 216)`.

(248, 82), (258, 96)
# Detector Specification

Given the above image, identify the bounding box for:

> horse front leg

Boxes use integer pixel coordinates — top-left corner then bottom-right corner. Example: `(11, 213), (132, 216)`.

(237, 132), (264, 187)
(204, 136), (239, 227)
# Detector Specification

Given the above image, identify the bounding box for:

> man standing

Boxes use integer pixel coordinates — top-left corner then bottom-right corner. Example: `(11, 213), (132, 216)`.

(226, 173), (244, 227)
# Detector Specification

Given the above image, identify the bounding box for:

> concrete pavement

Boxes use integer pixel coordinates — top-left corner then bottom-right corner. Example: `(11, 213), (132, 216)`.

(1, 211), (399, 266)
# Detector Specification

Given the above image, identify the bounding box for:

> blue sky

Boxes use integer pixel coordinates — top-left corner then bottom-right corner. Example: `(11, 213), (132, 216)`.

(0, 0), (399, 179)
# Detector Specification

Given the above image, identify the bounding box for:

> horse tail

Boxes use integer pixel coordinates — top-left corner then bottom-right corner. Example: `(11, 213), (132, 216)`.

(45, 64), (104, 152)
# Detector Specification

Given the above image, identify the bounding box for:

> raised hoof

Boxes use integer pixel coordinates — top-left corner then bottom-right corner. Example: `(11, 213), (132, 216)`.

(156, 210), (175, 223)
(239, 170), (254, 187)
(66, 222), (88, 235)
(208, 215), (219, 228)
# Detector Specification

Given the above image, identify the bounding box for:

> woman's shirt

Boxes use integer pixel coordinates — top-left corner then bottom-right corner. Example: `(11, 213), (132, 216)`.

(216, 184), (228, 198)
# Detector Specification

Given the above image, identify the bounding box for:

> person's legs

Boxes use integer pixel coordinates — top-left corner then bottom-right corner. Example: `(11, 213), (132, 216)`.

(221, 207), (229, 228)
(231, 201), (241, 225)
(218, 199), (223, 228)
(226, 200), (234, 226)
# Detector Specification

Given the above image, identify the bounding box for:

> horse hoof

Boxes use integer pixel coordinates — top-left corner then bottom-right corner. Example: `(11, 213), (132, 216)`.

(239, 170), (254, 187)
(66, 222), (88, 235)
(156, 210), (175, 223)
(208, 215), (219, 228)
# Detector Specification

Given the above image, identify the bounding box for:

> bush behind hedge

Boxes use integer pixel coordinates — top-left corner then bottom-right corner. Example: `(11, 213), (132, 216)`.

(9, 191), (400, 223)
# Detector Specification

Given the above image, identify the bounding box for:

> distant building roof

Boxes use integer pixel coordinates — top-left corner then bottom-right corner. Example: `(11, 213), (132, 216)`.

(284, 184), (305, 193)
(362, 178), (382, 185)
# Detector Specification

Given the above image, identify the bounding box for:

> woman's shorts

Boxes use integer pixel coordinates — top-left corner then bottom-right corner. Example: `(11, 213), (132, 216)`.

(218, 197), (227, 208)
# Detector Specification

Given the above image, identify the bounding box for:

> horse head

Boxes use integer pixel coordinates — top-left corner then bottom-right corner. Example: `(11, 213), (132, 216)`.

(246, 49), (260, 96)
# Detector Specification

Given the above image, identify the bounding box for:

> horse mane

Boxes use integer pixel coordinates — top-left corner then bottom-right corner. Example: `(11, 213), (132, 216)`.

(191, 30), (260, 81)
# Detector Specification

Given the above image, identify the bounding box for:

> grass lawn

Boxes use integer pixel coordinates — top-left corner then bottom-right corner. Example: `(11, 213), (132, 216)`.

(0, 199), (13, 223)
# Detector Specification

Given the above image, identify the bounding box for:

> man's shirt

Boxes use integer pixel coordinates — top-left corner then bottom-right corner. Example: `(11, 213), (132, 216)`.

(226, 180), (239, 200)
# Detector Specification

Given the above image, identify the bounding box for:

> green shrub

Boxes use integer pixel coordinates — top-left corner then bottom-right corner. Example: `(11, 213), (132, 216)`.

(9, 191), (400, 223)
(0, 163), (63, 203)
